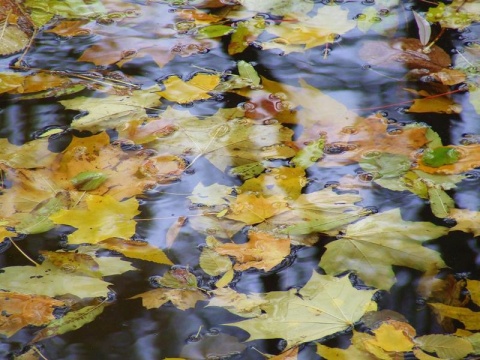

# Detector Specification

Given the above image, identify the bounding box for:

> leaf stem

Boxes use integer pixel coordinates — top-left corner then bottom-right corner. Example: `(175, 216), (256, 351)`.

(8, 238), (40, 266)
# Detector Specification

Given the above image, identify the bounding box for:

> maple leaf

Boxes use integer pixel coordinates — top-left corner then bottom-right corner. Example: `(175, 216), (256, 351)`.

(0, 292), (64, 338)
(320, 208), (448, 290)
(266, 187), (365, 236)
(156, 73), (220, 104)
(188, 183), (234, 207)
(50, 132), (186, 199)
(218, 272), (377, 348)
(225, 193), (289, 225)
(214, 231), (290, 271)
(415, 334), (474, 359)
(264, 5), (355, 51)
(144, 108), (295, 172)
(208, 288), (268, 318)
(238, 166), (307, 200)
(50, 194), (140, 245)
(416, 145), (480, 175)
(59, 86), (162, 132)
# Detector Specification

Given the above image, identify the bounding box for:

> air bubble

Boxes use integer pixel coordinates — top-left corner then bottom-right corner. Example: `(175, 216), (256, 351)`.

(358, 173), (374, 182)
(362, 0), (375, 4)
(364, 206), (378, 214)
(354, 14), (367, 20)
(378, 9), (390, 16)
(362, 150), (381, 159)
(388, 128), (403, 135)
(206, 328), (220, 336)
(465, 171), (480, 180)
(379, 111), (389, 117)
(361, 64), (371, 70)
(324, 181), (339, 188)
(186, 334), (202, 343)
(443, 217), (457, 226)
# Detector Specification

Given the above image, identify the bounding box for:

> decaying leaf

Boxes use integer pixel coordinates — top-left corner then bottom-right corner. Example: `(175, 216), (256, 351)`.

(98, 237), (173, 265)
(0, 292), (64, 337)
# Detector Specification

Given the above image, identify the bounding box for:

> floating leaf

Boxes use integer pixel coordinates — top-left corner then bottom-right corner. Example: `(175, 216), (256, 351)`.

(415, 334), (474, 359)
(32, 304), (106, 342)
(0, 25), (30, 56)
(219, 272), (377, 348)
(214, 231), (290, 271)
(50, 195), (140, 245)
(0, 292), (64, 338)
(99, 238), (173, 265)
(413, 11), (431, 46)
(320, 208), (448, 290)
(157, 74), (221, 104)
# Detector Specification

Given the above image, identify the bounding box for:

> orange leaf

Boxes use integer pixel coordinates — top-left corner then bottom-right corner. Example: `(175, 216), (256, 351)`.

(215, 231), (290, 271)
(226, 193), (288, 225)
(0, 292), (64, 337)
(416, 145), (480, 174)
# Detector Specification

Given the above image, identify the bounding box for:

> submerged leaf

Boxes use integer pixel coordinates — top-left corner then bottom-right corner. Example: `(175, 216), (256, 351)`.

(413, 11), (431, 46)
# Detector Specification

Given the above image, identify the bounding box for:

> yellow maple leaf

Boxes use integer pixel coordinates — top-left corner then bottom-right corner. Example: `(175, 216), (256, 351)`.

(214, 231), (290, 271)
(50, 194), (140, 244)
(157, 73), (220, 104)
(226, 193), (288, 225)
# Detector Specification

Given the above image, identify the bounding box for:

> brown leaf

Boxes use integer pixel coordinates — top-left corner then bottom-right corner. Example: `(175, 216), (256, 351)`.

(225, 193), (289, 225)
(359, 38), (451, 72)
(130, 288), (206, 310)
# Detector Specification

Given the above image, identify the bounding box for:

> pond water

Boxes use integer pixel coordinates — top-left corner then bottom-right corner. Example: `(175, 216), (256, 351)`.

(1, 0), (480, 359)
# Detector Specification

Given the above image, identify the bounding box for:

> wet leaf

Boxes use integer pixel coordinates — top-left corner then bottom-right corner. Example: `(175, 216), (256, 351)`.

(406, 89), (462, 114)
(32, 304), (106, 342)
(269, 188), (365, 236)
(0, 25), (29, 56)
(209, 288), (267, 318)
(219, 272), (377, 348)
(24, 0), (106, 28)
(429, 302), (480, 331)
(417, 145), (480, 174)
(39, 250), (101, 278)
(415, 334), (474, 359)
(290, 138), (325, 169)
(44, 19), (92, 37)
(426, 2), (479, 30)
(180, 332), (247, 359)
(237, 61), (260, 87)
(99, 238), (173, 265)
(413, 11), (431, 46)
(188, 183), (233, 207)
(428, 187), (454, 218)
(228, 17), (265, 55)
(50, 195), (140, 245)
(214, 231), (290, 271)
(316, 342), (376, 360)
(196, 24), (233, 39)
(320, 208), (448, 290)
(0, 292), (64, 338)
(238, 166), (307, 200)
(199, 247), (232, 276)
(225, 193), (288, 225)
(0, 263), (112, 298)
(131, 288), (206, 310)
(237, 0), (314, 16)
(60, 86), (162, 132)
(265, 5), (355, 50)
(157, 74), (220, 104)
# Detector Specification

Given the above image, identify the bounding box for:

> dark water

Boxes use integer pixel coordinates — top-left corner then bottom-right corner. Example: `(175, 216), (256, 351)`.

(1, 1), (480, 359)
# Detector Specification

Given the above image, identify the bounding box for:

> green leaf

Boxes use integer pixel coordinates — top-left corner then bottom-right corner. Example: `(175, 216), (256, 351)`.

(15, 192), (70, 234)
(0, 26), (30, 56)
(71, 171), (108, 191)
(237, 61), (260, 87)
(197, 25), (233, 39)
(428, 187), (454, 218)
(32, 304), (106, 342)
(320, 208), (448, 290)
(0, 264), (112, 298)
(422, 147), (460, 167)
(291, 138), (325, 169)
(359, 152), (411, 179)
(199, 247), (232, 276)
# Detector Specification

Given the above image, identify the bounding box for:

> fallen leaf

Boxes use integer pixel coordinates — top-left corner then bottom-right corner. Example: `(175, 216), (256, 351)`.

(60, 86), (162, 132)
(214, 231), (290, 271)
(417, 145), (480, 174)
(219, 272), (377, 348)
(98, 238), (173, 265)
(225, 193), (288, 225)
(320, 208), (448, 290)
(32, 304), (106, 342)
(415, 334), (474, 359)
(429, 303), (480, 331)
(130, 288), (206, 310)
(209, 288), (267, 318)
(265, 5), (355, 50)
(0, 292), (64, 337)
(50, 194), (140, 245)
(157, 74), (220, 104)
